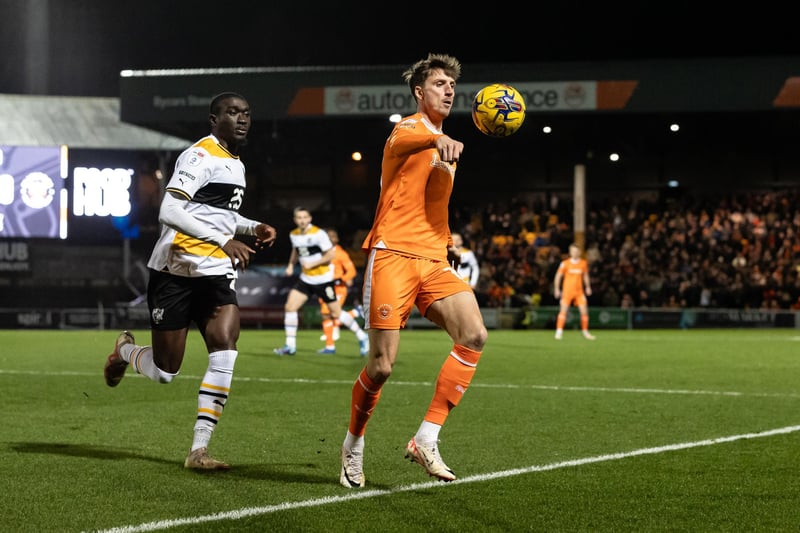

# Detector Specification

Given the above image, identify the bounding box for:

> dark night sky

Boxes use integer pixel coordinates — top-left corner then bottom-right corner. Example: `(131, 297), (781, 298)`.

(2, 0), (800, 97)
(3, 0), (800, 257)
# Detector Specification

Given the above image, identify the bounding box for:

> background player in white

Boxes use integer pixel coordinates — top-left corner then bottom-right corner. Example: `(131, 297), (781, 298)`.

(103, 92), (277, 470)
(273, 207), (366, 356)
(451, 232), (479, 290)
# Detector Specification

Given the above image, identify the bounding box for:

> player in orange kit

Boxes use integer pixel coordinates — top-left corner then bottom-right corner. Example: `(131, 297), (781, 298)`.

(553, 243), (596, 340)
(317, 228), (368, 356)
(338, 53), (488, 489)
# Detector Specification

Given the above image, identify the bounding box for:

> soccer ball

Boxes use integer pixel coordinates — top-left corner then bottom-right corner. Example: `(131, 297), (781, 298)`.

(471, 83), (526, 137)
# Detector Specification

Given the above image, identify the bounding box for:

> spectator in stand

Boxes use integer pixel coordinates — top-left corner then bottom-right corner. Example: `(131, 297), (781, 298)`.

(620, 293), (634, 308)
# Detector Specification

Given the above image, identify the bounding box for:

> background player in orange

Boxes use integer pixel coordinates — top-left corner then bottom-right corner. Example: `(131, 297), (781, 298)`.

(339, 53), (488, 489)
(553, 243), (596, 340)
(317, 227), (369, 355)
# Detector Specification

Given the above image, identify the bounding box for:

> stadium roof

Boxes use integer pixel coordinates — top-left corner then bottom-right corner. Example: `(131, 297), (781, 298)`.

(0, 94), (191, 150)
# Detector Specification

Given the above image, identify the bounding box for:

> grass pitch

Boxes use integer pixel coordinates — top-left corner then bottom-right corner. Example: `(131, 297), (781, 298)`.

(2, 328), (800, 532)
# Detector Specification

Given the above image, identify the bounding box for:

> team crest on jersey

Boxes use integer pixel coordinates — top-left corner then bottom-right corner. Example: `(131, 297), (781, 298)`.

(187, 150), (205, 166)
(377, 303), (393, 320)
(430, 153), (456, 176)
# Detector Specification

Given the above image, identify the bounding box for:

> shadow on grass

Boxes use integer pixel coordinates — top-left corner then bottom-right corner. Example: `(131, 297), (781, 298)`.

(6, 441), (371, 486)
(8, 441), (176, 465)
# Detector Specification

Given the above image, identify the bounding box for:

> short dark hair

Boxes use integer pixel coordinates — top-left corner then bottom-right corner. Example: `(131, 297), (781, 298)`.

(209, 92), (246, 115)
(402, 54), (461, 98)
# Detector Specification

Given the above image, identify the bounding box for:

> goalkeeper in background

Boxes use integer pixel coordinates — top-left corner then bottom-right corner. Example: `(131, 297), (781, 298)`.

(553, 243), (596, 340)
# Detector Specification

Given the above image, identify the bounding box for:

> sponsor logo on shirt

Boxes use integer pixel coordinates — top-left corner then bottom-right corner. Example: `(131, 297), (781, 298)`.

(187, 150), (205, 166)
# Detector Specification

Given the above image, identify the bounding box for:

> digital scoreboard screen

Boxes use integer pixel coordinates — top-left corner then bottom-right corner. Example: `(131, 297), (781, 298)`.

(0, 145), (67, 239)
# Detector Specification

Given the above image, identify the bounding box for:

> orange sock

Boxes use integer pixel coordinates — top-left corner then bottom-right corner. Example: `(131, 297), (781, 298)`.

(424, 345), (482, 425)
(581, 314), (589, 331)
(322, 319), (335, 346)
(556, 311), (567, 330)
(348, 367), (382, 436)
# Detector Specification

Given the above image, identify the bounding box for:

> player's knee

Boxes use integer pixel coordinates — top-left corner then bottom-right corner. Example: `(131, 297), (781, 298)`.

(465, 325), (488, 351)
(371, 366), (392, 383)
(368, 358), (393, 383)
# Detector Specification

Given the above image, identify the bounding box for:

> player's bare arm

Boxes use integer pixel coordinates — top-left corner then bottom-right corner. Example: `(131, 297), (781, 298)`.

(285, 249), (297, 276)
(302, 248), (335, 270)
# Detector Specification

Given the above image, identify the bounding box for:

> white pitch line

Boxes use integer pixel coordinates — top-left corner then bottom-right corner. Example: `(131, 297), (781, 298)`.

(90, 424), (800, 533)
(2, 369), (800, 398)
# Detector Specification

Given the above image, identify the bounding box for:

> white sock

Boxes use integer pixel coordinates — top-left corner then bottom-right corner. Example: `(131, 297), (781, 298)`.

(343, 431), (364, 451)
(415, 420), (442, 444)
(339, 312), (366, 339)
(191, 350), (237, 451)
(284, 311), (298, 350)
(191, 428), (212, 452)
(123, 344), (176, 384)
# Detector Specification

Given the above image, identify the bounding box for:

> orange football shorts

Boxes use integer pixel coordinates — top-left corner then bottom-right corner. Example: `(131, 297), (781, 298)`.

(560, 289), (588, 307)
(362, 248), (471, 329)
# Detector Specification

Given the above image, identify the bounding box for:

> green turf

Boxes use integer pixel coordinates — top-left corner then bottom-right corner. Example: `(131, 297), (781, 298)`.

(2, 328), (800, 532)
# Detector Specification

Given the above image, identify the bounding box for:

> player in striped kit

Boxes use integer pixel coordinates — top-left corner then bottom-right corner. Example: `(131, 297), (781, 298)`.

(103, 92), (277, 470)
(273, 207), (366, 356)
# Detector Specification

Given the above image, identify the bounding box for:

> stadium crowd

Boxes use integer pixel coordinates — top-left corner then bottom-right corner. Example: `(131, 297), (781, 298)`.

(449, 189), (800, 311)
